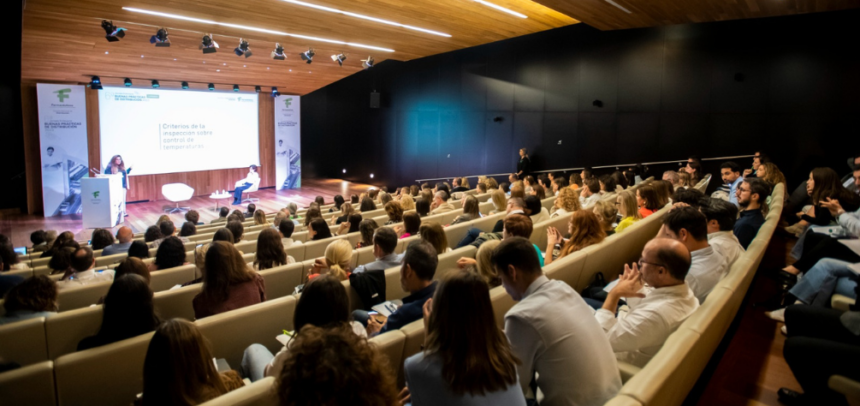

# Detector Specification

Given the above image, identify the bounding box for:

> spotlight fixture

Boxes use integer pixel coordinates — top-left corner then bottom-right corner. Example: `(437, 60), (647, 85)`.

(331, 52), (347, 66)
(123, 78), (132, 87)
(255, 86), (261, 93)
(234, 38), (252, 58)
(89, 76), (103, 90)
(208, 83), (215, 91)
(271, 43), (286, 60)
(149, 28), (170, 47)
(151, 80), (160, 88)
(300, 48), (314, 64)
(233, 84), (240, 92)
(272, 87), (280, 97)
(182, 81), (189, 89)
(101, 20), (126, 42)
(361, 56), (374, 70)
(199, 33), (219, 54)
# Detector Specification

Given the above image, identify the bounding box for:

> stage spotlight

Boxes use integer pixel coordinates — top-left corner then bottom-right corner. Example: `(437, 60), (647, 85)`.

(149, 28), (170, 47)
(151, 80), (160, 88)
(361, 56), (374, 70)
(208, 83), (215, 91)
(123, 78), (132, 87)
(101, 20), (126, 42)
(272, 87), (280, 97)
(255, 86), (261, 93)
(300, 48), (314, 64)
(331, 53), (347, 66)
(181, 81), (189, 89)
(234, 38), (252, 58)
(233, 84), (240, 92)
(271, 43), (286, 60)
(89, 76), (103, 90)
(200, 33), (219, 54)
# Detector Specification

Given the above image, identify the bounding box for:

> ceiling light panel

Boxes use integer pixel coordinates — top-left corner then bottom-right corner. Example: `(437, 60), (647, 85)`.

(279, 0), (451, 37)
(472, 0), (528, 18)
(122, 7), (395, 52)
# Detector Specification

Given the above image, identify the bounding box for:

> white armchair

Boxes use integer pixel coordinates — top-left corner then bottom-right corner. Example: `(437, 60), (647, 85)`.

(242, 178), (261, 203)
(162, 183), (195, 213)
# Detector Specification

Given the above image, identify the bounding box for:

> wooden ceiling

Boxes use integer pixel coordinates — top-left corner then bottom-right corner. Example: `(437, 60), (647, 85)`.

(21, 0), (576, 95)
(530, 0), (860, 31)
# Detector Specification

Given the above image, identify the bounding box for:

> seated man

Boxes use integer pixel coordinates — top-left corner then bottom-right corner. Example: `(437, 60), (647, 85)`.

(663, 171), (681, 191)
(245, 203), (257, 218)
(151, 221), (190, 248)
(211, 207), (230, 224)
(102, 226), (134, 256)
(700, 198), (744, 267)
(429, 191), (454, 214)
(717, 161), (744, 206)
(596, 238), (699, 367)
(362, 241), (437, 337)
(353, 228), (403, 273)
(278, 219), (303, 248)
(30, 230), (48, 253)
(495, 237), (622, 405)
(185, 210), (204, 226)
(734, 178), (771, 249)
(451, 177), (470, 193)
(658, 206), (728, 303)
(580, 179), (601, 209)
(56, 247), (115, 289)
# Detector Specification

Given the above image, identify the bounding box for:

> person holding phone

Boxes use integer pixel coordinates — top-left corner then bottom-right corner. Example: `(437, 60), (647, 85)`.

(105, 154), (131, 217)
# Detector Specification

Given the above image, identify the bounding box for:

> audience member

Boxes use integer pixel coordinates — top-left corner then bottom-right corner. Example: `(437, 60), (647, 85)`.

(40, 230), (74, 258)
(652, 180), (673, 207)
(685, 160), (704, 185)
(30, 230), (48, 253)
(477, 183), (488, 194)
(400, 194), (416, 211)
(545, 210), (606, 266)
(150, 236), (187, 272)
(308, 218), (333, 241)
(677, 171), (692, 189)
(47, 246), (75, 275)
(308, 239), (353, 281)
(353, 228), (403, 273)
(90, 228), (115, 251)
(303, 206), (323, 227)
(510, 183), (525, 199)
(485, 177), (499, 191)
(0, 244), (27, 272)
(569, 173), (583, 190)
(193, 241), (266, 319)
(490, 189), (507, 214)
(252, 210), (269, 226)
(78, 274), (160, 351)
(384, 201), (404, 225)
(0, 275), (58, 325)
(594, 200), (619, 237)
(718, 161), (744, 206)
(398, 212), (421, 239)
(658, 207), (728, 303)
(102, 226), (134, 256)
(128, 240), (151, 260)
(156, 215), (171, 226)
(596, 238), (699, 367)
(734, 178), (771, 249)
(700, 198), (744, 266)
(430, 191), (455, 214)
(615, 190), (642, 234)
(57, 247), (115, 289)
(636, 186), (661, 218)
(493, 237), (622, 405)
(359, 197), (376, 212)
(151, 221), (189, 248)
(254, 229), (293, 271)
(113, 257), (152, 283)
(581, 167), (594, 183)
(757, 162), (787, 188)
(580, 178), (601, 209)
(415, 197), (431, 217)
(524, 195), (549, 224)
(672, 187), (707, 208)
(329, 194), (345, 213)
(663, 171), (680, 190)
(245, 203), (257, 218)
(380, 192), (393, 206)
(420, 222), (450, 255)
(278, 219), (302, 248)
(356, 219), (379, 249)
(452, 195), (481, 225)
(550, 187), (581, 218)
(211, 207), (230, 224)
(179, 222), (197, 237)
(599, 175), (617, 195)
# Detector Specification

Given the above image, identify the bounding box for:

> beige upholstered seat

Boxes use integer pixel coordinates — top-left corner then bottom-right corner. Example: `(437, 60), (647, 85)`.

(258, 263), (305, 300)
(46, 305), (103, 360)
(198, 377), (278, 406)
(399, 320), (425, 386)
(57, 281), (112, 311)
(153, 283), (202, 320)
(0, 361), (56, 406)
(0, 317), (48, 366)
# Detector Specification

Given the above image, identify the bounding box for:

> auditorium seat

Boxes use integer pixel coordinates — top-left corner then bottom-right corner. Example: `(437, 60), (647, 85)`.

(57, 281), (112, 311)
(153, 284), (202, 321)
(46, 306), (102, 360)
(0, 361), (56, 406)
(257, 263), (304, 299)
(198, 377), (277, 406)
(399, 320), (424, 386)
(434, 246), (476, 281)
(150, 264), (198, 292)
(0, 316), (47, 366)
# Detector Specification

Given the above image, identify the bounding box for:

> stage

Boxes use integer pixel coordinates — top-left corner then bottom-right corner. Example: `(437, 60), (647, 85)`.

(0, 178), (375, 247)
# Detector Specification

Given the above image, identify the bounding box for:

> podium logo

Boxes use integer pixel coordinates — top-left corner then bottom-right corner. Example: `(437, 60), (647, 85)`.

(284, 98), (292, 108)
(54, 89), (72, 102)
(93, 191), (100, 199)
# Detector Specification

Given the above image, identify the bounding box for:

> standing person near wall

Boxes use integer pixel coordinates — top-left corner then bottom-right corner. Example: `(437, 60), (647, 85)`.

(517, 148), (530, 180)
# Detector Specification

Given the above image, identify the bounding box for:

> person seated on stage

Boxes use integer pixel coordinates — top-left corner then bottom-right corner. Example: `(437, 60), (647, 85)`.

(56, 247), (115, 289)
(150, 237), (188, 272)
(279, 219), (303, 248)
(595, 238), (699, 367)
(185, 210), (204, 226)
(78, 274), (160, 351)
(102, 226), (134, 256)
(30, 230), (48, 253)
(151, 221), (189, 248)
(226, 220), (245, 243)
(194, 241), (266, 319)
(90, 228), (115, 251)
(245, 203), (257, 219)
(308, 218), (333, 241)
(0, 275), (58, 325)
(179, 222), (197, 237)
(232, 164), (259, 205)
(211, 207), (230, 224)
(128, 240), (151, 260)
(253, 210), (270, 226)
(700, 198), (744, 267)
(254, 229), (295, 271)
(430, 191), (455, 215)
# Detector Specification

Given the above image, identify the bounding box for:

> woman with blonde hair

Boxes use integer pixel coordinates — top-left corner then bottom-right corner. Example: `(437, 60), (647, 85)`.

(331, 202), (355, 225)
(489, 189), (507, 214)
(420, 222), (450, 255)
(253, 210), (270, 226)
(544, 210), (606, 265)
(400, 193), (416, 211)
(309, 239), (353, 281)
(593, 200), (618, 237)
(484, 177), (499, 191)
(615, 190), (643, 233)
(677, 171), (692, 189)
(457, 239), (502, 288)
(551, 187), (581, 218)
(459, 177), (471, 190)
(756, 162), (787, 187)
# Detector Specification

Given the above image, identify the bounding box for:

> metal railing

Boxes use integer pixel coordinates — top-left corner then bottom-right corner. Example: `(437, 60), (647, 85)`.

(415, 154), (754, 183)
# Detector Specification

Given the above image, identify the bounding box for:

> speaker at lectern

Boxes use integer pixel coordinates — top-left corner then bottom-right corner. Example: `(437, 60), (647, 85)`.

(81, 174), (124, 228)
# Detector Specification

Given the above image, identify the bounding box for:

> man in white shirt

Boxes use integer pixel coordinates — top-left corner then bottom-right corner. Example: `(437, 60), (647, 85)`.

(56, 247), (115, 290)
(580, 179), (602, 209)
(700, 198), (744, 267)
(278, 219), (303, 248)
(658, 206), (728, 303)
(495, 237), (622, 406)
(429, 191), (455, 214)
(595, 238), (699, 367)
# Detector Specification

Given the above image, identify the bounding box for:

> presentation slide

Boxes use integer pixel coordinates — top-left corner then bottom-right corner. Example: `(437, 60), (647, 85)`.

(98, 87), (259, 176)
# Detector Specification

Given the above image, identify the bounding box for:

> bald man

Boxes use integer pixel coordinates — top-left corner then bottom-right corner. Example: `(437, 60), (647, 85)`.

(594, 238), (700, 367)
(102, 226), (134, 256)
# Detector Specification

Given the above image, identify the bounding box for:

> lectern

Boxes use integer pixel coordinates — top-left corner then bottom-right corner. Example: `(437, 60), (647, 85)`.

(81, 175), (124, 228)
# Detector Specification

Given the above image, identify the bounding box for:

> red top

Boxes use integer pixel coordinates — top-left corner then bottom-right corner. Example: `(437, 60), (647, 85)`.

(639, 207), (657, 218)
(193, 273), (266, 319)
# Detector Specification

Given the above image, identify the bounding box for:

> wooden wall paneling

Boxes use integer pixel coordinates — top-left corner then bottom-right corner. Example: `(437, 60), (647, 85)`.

(21, 84), (42, 215)
(258, 95), (275, 188)
(85, 88), (100, 172)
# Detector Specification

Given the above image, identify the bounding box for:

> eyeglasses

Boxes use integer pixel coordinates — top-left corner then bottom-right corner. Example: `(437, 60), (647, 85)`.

(638, 258), (665, 268)
(737, 187), (750, 193)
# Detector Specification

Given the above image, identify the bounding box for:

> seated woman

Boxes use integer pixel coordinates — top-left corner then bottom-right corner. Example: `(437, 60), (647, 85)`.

(489, 189), (507, 215)
(241, 275), (367, 381)
(303, 206), (323, 228)
(416, 198), (431, 217)
(457, 240), (502, 288)
(114, 257), (152, 284)
(335, 213), (363, 236)
(78, 274), (160, 351)
(677, 171), (692, 189)
(569, 173), (583, 190)
(193, 229), (235, 280)
(232, 164), (259, 205)
(420, 222), (451, 255)
(544, 210), (606, 266)
(193, 241), (266, 319)
(356, 219), (379, 249)
(404, 271), (525, 406)
(40, 230), (75, 258)
(0, 275), (58, 325)
(400, 194), (416, 211)
(397, 212), (422, 239)
(141, 319), (244, 405)
(253, 228), (295, 271)
(452, 195), (481, 225)
(756, 162), (787, 188)
(359, 197), (377, 212)
(48, 243), (78, 275)
(143, 226), (162, 246)
(308, 239), (353, 282)
(90, 228), (115, 251)
(636, 186), (661, 218)
(550, 187), (581, 218)
(599, 175), (617, 196)
(128, 240), (151, 260)
(768, 258), (859, 323)
(253, 210), (270, 226)
(149, 236), (187, 272)
(524, 195), (550, 224)
(531, 183), (547, 200)
(331, 202), (355, 225)
(308, 218), (333, 241)
(593, 200), (618, 237)
(787, 168), (860, 236)
(384, 201), (404, 226)
(615, 190), (643, 233)
(179, 222), (197, 237)
(328, 194), (345, 213)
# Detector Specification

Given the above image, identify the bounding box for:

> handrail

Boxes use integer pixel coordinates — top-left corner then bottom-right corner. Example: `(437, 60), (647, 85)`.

(415, 154), (754, 183)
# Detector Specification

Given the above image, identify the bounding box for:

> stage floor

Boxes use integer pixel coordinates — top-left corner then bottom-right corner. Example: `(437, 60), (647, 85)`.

(0, 178), (375, 247)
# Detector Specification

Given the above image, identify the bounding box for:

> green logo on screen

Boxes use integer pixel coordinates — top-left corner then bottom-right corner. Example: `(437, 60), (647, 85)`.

(54, 89), (72, 102)
(93, 191), (100, 199)
(284, 98), (292, 108)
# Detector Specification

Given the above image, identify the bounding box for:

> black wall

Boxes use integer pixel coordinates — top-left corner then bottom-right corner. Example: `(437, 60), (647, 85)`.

(302, 10), (860, 189)
(1, 1), (25, 210)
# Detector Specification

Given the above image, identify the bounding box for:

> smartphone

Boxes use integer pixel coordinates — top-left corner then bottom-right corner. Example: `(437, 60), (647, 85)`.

(14, 247), (27, 255)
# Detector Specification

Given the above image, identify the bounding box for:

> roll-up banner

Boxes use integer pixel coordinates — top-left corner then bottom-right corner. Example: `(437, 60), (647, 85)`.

(274, 95), (301, 189)
(37, 84), (89, 216)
